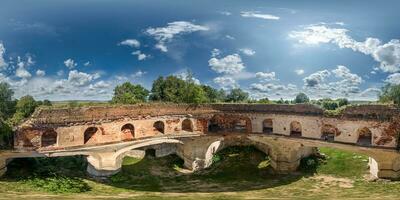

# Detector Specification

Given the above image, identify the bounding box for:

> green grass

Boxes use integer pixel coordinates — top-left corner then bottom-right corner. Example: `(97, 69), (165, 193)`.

(1, 147), (400, 199)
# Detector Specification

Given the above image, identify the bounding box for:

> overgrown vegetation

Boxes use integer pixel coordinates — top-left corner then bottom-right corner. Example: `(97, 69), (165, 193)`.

(2, 147), (400, 199)
(379, 83), (400, 106)
(4, 156), (90, 193)
(0, 83), (51, 148)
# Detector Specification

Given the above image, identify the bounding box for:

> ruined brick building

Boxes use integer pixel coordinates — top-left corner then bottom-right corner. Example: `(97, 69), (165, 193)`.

(1, 104), (400, 179)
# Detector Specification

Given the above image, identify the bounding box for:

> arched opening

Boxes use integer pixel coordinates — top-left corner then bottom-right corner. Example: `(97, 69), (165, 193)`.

(182, 119), (193, 132)
(121, 123), (135, 140)
(262, 119), (273, 134)
(41, 129), (57, 147)
(84, 127), (98, 144)
(321, 124), (338, 142)
(357, 127), (372, 146)
(145, 148), (156, 158)
(290, 121), (302, 137)
(233, 119), (248, 132)
(153, 121), (165, 134)
(208, 115), (222, 132)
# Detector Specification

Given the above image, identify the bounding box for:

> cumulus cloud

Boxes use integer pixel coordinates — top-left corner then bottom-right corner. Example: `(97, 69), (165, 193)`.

(67, 70), (99, 86)
(209, 53), (245, 74)
(385, 73), (400, 85)
(289, 24), (400, 72)
(213, 76), (238, 89)
(303, 65), (363, 97)
(255, 72), (276, 81)
(0, 42), (7, 70)
(15, 67), (31, 79)
(132, 50), (148, 61)
(131, 70), (147, 78)
(36, 69), (46, 76)
(295, 69), (305, 75)
(146, 21), (209, 52)
(239, 48), (256, 56)
(118, 39), (140, 48)
(64, 58), (77, 69)
(84, 61), (90, 67)
(303, 70), (331, 87)
(240, 11), (280, 20)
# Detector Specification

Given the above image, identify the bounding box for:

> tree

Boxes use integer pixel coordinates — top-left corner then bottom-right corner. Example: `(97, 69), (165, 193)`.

(15, 95), (38, 118)
(321, 99), (338, 110)
(184, 83), (207, 104)
(201, 85), (226, 103)
(337, 98), (349, 107)
(43, 99), (52, 106)
(225, 88), (249, 103)
(112, 82), (149, 104)
(379, 84), (400, 106)
(294, 93), (310, 104)
(0, 82), (16, 120)
(258, 97), (271, 104)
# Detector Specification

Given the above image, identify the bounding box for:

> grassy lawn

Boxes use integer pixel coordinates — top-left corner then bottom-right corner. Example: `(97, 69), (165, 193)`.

(1, 147), (400, 199)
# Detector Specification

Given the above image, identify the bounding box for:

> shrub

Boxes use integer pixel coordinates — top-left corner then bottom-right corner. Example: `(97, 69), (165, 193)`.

(25, 175), (90, 193)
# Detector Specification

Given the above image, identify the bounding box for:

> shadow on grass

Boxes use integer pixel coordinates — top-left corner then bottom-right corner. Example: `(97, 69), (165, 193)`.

(104, 146), (316, 193)
(1, 146), (320, 193)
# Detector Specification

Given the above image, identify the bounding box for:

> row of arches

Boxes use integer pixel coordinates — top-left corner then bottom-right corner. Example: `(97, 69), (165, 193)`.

(208, 116), (373, 146)
(82, 119), (194, 145)
(41, 119), (194, 147)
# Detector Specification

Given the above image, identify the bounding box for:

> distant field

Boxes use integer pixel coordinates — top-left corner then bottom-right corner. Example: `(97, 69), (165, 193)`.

(1, 147), (400, 200)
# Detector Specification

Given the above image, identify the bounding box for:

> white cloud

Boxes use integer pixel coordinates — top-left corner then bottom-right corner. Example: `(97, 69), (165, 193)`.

(303, 65), (363, 97)
(132, 50), (148, 61)
(67, 70), (99, 86)
(89, 80), (111, 89)
(225, 35), (235, 40)
(84, 61), (90, 66)
(0, 42), (7, 70)
(146, 21), (209, 52)
(209, 53), (245, 74)
(119, 39), (140, 48)
(213, 76), (238, 89)
(64, 58), (77, 69)
(240, 11), (280, 20)
(303, 70), (331, 87)
(295, 69), (305, 75)
(211, 48), (221, 57)
(385, 73), (400, 85)
(239, 48), (256, 56)
(15, 65), (31, 79)
(289, 24), (400, 72)
(36, 69), (46, 76)
(255, 72), (276, 81)
(175, 70), (201, 85)
(131, 70), (147, 78)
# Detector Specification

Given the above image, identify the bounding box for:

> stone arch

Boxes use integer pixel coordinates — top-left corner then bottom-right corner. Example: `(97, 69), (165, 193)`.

(41, 129), (57, 147)
(357, 127), (372, 146)
(263, 119), (273, 134)
(321, 124), (339, 142)
(233, 118), (251, 133)
(203, 137), (272, 169)
(290, 121), (302, 137)
(121, 123), (135, 140)
(208, 115), (223, 132)
(182, 119), (193, 132)
(84, 127), (98, 144)
(153, 121), (165, 134)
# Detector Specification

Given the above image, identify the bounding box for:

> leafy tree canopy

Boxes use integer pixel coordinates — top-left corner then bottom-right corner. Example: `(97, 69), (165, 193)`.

(112, 82), (149, 104)
(294, 92), (310, 104)
(225, 88), (249, 103)
(0, 82), (16, 119)
(379, 84), (400, 106)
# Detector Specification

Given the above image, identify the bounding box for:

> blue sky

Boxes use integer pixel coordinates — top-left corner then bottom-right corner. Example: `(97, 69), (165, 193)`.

(1, 0), (400, 101)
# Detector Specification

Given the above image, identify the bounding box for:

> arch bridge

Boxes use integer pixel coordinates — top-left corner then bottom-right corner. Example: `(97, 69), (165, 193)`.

(1, 104), (400, 179)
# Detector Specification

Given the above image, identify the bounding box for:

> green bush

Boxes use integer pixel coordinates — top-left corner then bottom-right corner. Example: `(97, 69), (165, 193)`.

(25, 175), (90, 193)
(299, 155), (324, 173)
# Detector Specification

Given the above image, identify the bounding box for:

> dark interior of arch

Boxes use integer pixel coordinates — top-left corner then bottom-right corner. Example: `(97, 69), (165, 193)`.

(182, 119), (193, 132)
(41, 129), (57, 147)
(263, 119), (273, 134)
(121, 123), (135, 137)
(84, 127), (98, 144)
(290, 121), (302, 137)
(153, 121), (165, 134)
